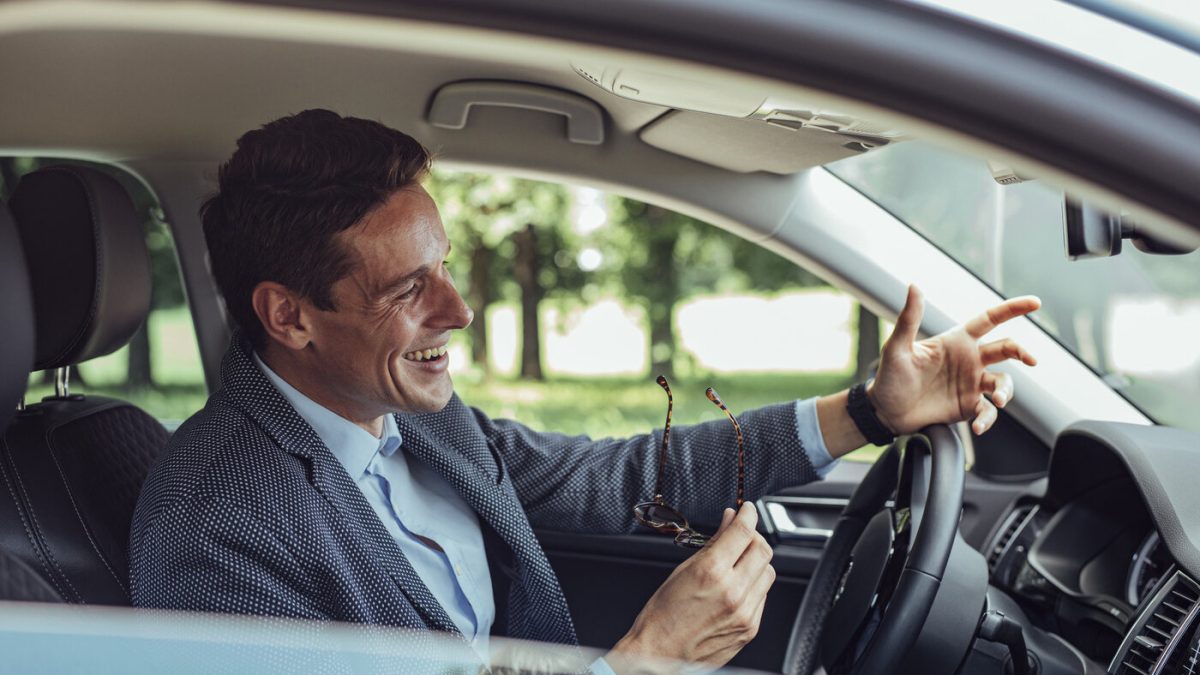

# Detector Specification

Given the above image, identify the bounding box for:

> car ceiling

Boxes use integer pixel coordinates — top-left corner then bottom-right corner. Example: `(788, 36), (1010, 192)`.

(2, 0), (1198, 254)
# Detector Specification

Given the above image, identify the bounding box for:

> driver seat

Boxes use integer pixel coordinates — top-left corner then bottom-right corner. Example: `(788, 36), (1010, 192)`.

(0, 165), (169, 604)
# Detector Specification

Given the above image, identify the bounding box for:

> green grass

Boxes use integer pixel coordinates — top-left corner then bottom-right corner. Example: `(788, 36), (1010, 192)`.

(454, 371), (884, 463)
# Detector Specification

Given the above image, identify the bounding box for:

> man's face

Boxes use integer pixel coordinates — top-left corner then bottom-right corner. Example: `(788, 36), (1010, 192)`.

(299, 185), (473, 417)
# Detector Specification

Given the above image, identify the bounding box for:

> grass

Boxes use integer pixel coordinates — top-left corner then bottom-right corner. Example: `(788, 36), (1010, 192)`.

(453, 371), (884, 462)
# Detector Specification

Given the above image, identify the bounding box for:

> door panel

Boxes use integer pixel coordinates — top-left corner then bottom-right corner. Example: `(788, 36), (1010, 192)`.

(539, 444), (1041, 671)
(538, 530), (820, 672)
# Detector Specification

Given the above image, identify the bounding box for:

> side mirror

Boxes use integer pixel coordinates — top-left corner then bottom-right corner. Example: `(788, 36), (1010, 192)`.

(1063, 198), (1195, 259)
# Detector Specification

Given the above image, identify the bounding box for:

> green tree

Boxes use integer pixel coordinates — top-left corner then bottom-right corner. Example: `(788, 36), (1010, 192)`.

(427, 172), (582, 380)
(602, 198), (827, 378)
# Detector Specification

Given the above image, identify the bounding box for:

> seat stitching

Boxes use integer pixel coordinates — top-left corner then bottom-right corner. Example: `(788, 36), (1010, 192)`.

(46, 423), (128, 594)
(0, 439), (72, 601)
(10, 426), (85, 602)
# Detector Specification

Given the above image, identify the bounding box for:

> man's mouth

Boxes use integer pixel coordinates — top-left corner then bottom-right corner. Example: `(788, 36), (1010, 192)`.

(403, 344), (449, 363)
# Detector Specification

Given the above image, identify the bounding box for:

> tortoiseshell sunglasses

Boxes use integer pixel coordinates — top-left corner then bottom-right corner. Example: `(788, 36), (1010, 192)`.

(633, 375), (746, 549)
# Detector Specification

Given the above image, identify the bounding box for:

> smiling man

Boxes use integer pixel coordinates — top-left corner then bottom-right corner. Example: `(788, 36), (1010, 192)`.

(129, 109), (1040, 672)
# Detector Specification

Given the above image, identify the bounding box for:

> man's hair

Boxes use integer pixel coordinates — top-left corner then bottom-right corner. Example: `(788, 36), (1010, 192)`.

(201, 109), (431, 348)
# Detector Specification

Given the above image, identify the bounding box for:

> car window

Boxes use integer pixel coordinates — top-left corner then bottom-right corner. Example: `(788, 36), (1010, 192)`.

(827, 141), (1200, 431)
(425, 169), (887, 460)
(2, 158), (207, 430)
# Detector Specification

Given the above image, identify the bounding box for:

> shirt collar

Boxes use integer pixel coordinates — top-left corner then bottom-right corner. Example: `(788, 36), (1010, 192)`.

(253, 352), (403, 479)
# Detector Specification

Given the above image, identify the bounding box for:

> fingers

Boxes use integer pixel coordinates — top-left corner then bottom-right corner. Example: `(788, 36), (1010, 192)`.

(706, 502), (759, 569)
(698, 560), (776, 661)
(980, 338), (1037, 367)
(964, 295), (1042, 339)
(980, 371), (1014, 408)
(733, 526), (773, 585)
(888, 285), (925, 351)
(972, 396), (998, 435)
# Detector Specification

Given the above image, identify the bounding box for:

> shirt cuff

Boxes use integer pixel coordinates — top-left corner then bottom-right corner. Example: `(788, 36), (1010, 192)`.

(590, 657), (618, 675)
(795, 398), (838, 478)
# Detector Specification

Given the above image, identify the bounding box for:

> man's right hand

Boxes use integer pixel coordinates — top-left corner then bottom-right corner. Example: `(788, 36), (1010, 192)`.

(607, 502), (776, 669)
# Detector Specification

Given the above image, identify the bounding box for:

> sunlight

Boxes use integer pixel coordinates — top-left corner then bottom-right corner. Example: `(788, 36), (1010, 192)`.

(677, 291), (854, 373)
(1108, 296), (1200, 375)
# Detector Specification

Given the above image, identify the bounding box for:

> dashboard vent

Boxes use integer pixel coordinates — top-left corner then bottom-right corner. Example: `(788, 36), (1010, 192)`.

(987, 505), (1036, 573)
(1114, 572), (1200, 675)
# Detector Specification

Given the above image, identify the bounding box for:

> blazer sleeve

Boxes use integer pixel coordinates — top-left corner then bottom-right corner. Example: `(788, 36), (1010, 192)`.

(129, 495), (327, 621)
(473, 401), (820, 535)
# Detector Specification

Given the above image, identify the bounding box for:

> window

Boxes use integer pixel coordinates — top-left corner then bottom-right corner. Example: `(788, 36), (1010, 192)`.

(829, 142), (1200, 431)
(426, 170), (883, 458)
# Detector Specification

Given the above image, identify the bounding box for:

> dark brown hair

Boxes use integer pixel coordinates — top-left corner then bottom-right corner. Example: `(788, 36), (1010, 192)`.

(201, 109), (431, 348)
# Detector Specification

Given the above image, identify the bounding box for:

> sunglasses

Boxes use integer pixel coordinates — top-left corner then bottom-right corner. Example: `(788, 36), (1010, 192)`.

(632, 375), (745, 549)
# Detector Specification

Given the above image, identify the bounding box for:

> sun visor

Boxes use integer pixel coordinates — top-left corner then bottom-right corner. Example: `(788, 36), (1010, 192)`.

(639, 110), (874, 174)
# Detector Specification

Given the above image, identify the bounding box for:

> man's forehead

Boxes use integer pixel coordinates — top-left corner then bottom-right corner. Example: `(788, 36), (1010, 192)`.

(339, 188), (448, 291)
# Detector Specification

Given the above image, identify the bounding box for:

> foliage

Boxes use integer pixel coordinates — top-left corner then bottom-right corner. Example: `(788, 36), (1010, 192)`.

(426, 171), (585, 304)
(595, 196), (828, 376)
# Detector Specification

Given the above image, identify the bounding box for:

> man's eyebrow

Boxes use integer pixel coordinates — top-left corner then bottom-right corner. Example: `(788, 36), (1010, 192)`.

(374, 244), (451, 297)
(376, 266), (430, 297)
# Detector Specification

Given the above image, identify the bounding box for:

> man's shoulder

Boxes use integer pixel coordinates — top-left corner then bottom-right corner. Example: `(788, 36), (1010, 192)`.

(134, 391), (312, 529)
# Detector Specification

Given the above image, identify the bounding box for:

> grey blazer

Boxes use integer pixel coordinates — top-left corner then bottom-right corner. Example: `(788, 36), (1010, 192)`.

(129, 334), (819, 646)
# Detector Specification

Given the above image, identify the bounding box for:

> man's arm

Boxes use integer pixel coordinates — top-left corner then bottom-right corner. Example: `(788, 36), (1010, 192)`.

(476, 400), (819, 536)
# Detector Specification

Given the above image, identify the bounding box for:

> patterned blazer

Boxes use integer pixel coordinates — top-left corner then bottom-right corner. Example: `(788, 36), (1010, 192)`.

(129, 335), (818, 646)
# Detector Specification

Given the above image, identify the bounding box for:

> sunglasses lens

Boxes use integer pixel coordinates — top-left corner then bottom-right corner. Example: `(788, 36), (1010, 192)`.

(634, 502), (689, 532)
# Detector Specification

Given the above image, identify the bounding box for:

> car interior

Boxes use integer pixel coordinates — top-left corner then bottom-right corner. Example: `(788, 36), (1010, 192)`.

(0, 1), (1199, 674)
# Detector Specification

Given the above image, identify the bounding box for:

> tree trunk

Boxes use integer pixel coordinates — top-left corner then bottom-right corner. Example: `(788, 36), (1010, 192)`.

(646, 228), (678, 379)
(649, 303), (676, 379)
(127, 321), (153, 389)
(468, 241), (493, 375)
(856, 303), (881, 381)
(513, 224), (545, 381)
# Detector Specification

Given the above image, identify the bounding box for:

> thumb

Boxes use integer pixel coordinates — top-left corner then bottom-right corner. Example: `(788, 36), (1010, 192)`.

(889, 285), (924, 350)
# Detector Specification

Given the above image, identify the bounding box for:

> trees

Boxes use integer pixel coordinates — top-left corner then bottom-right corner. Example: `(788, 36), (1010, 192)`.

(426, 172), (581, 379)
(602, 198), (828, 378)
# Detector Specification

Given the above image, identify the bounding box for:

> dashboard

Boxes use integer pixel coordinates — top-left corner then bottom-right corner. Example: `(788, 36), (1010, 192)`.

(980, 420), (1200, 674)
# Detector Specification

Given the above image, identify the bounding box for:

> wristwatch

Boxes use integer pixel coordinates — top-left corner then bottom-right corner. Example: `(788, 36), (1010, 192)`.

(846, 380), (896, 446)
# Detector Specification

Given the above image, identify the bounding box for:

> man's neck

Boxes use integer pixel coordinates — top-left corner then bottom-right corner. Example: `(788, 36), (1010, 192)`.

(258, 347), (386, 439)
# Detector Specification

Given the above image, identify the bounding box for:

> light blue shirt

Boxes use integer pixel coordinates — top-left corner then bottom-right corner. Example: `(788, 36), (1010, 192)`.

(797, 398), (838, 478)
(254, 355), (494, 663)
(254, 354), (836, 672)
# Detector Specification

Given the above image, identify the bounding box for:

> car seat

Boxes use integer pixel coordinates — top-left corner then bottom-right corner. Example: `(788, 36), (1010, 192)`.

(0, 165), (169, 604)
(0, 197), (62, 602)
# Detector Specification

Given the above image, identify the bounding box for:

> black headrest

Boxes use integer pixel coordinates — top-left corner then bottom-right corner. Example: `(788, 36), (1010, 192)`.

(9, 166), (151, 370)
(0, 203), (34, 427)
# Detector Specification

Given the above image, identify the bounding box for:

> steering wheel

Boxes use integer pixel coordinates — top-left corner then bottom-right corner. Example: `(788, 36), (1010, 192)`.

(782, 425), (965, 675)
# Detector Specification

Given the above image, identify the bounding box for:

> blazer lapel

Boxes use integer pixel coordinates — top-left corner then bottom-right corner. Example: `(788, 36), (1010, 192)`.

(397, 397), (579, 646)
(216, 333), (460, 636)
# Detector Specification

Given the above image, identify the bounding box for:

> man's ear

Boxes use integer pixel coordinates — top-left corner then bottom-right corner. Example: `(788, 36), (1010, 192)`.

(251, 281), (312, 352)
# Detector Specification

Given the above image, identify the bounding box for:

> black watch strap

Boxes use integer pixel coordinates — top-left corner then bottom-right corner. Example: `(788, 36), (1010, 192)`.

(847, 381), (896, 446)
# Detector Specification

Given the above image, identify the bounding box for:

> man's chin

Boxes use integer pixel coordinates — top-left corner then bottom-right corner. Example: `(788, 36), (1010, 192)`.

(399, 382), (455, 414)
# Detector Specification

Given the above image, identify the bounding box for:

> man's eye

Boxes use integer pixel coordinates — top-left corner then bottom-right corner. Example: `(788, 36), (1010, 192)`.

(397, 285), (418, 300)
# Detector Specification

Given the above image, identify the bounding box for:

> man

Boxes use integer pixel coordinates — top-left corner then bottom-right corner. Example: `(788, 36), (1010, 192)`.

(129, 110), (1039, 671)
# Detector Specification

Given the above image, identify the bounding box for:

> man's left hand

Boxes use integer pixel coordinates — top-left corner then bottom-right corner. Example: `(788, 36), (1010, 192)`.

(869, 285), (1041, 436)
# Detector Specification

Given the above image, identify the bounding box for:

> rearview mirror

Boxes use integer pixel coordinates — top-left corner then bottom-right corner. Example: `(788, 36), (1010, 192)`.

(1063, 198), (1196, 259)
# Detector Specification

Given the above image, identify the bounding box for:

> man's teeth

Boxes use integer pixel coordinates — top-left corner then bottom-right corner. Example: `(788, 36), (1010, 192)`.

(404, 345), (449, 362)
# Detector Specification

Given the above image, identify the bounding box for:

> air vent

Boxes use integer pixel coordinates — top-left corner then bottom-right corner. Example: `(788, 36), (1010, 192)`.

(1114, 572), (1200, 675)
(987, 505), (1036, 573)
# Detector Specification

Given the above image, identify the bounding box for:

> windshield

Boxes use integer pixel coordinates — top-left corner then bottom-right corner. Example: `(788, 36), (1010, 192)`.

(827, 142), (1200, 431)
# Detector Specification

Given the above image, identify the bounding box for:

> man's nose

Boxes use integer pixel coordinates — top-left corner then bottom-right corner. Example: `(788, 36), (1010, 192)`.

(433, 271), (473, 330)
